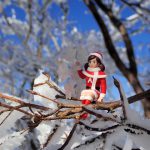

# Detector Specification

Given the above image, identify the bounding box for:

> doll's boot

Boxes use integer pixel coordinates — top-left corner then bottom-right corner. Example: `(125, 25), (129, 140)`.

(80, 100), (91, 119)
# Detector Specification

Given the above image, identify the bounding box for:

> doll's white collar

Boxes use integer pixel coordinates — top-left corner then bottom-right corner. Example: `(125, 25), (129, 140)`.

(87, 67), (100, 72)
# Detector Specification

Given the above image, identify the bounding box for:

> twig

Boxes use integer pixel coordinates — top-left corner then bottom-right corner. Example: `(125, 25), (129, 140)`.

(33, 82), (46, 87)
(58, 122), (78, 150)
(113, 77), (127, 121)
(56, 108), (82, 117)
(39, 0), (52, 14)
(23, 0), (33, 45)
(41, 124), (59, 149)
(0, 111), (13, 126)
(43, 114), (80, 121)
(27, 90), (83, 108)
(79, 121), (120, 132)
(121, 0), (150, 14)
(126, 123), (150, 135)
(0, 92), (50, 111)
(55, 94), (82, 101)
(0, 108), (10, 115)
(46, 81), (65, 96)
(42, 108), (61, 117)
(0, 102), (33, 117)
(83, 106), (118, 122)
(26, 90), (60, 104)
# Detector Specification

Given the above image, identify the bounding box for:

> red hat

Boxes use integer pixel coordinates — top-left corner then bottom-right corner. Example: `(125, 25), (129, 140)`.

(89, 52), (103, 60)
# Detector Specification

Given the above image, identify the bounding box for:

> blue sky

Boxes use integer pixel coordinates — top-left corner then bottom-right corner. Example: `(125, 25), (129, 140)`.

(3, 0), (150, 71)
(2, 0), (150, 101)
(48, 0), (150, 46)
(3, 0), (150, 44)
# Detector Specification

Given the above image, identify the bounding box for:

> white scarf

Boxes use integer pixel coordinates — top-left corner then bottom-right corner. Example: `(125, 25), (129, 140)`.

(87, 67), (100, 72)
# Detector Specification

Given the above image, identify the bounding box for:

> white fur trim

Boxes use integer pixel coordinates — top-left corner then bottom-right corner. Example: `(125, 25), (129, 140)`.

(82, 71), (107, 78)
(87, 67), (100, 72)
(91, 71), (98, 90)
(80, 95), (93, 101)
(89, 53), (102, 60)
(81, 89), (98, 99)
(80, 95), (85, 99)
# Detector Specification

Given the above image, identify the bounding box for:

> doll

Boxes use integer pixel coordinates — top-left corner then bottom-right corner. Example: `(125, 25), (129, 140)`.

(77, 52), (107, 119)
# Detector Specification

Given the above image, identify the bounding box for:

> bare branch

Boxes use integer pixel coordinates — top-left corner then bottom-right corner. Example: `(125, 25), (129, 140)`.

(48, 31), (61, 52)
(27, 90), (60, 104)
(43, 115), (80, 121)
(0, 92), (50, 111)
(23, 0), (33, 45)
(0, 102), (33, 116)
(0, 111), (13, 126)
(79, 121), (120, 132)
(113, 77), (127, 121)
(46, 80), (66, 96)
(121, 0), (150, 14)
(94, 0), (137, 75)
(41, 124), (59, 149)
(126, 123), (150, 135)
(39, 0), (52, 14)
(83, 0), (129, 77)
(83, 106), (118, 122)
(58, 122), (78, 150)
(55, 94), (82, 101)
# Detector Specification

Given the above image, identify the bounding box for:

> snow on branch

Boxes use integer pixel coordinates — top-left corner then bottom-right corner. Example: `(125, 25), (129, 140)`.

(0, 73), (150, 149)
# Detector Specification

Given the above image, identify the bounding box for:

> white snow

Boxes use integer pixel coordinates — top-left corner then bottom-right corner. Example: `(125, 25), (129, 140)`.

(33, 71), (58, 110)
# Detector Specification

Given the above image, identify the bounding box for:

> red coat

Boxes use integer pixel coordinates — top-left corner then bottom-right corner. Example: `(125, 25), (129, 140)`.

(77, 67), (107, 94)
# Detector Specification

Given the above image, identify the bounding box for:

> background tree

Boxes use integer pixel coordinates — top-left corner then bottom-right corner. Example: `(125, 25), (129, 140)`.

(83, 0), (150, 117)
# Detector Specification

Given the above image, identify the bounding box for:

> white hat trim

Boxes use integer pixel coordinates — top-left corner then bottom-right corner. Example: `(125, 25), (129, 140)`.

(89, 53), (102, 60)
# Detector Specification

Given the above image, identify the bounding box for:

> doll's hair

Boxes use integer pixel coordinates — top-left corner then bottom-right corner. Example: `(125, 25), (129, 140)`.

(84, 55), (105, 71)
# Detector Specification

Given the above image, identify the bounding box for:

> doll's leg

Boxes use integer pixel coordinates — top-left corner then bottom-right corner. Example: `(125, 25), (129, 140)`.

(80, 90), (95, 119)
(80, 90), (95, 101)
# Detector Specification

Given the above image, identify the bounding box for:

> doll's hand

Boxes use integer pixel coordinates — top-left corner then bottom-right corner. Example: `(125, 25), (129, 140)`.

(75, 61), (81, 66)
(97, 98), (103, 102)
(74, 61), (81, 70)
(97, 93), (105, 102)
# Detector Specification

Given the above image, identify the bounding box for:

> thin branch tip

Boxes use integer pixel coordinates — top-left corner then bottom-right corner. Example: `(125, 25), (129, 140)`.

(113, 76), (120, 88)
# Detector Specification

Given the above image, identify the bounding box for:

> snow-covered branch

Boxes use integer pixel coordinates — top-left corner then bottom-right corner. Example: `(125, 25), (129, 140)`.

(0, 72), (150, 149)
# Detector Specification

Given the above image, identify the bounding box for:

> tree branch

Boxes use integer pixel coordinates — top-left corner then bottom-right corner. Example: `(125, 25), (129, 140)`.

(0, 92), (50, 111)
(58, 122), (78, 150)
(94, 0), (137, 75)
(83, 0), (129, 78)
(113, 77), (127, 121)
(23, 0), (33, 45)
(79, 121), (120, 132)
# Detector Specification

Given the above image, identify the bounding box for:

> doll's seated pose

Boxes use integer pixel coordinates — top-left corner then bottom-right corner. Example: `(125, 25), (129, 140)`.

(77, 52), (107, 119)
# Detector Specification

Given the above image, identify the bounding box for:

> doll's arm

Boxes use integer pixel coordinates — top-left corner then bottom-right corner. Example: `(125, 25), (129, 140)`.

(77, 70), (86, 79)
(75, 61), (86, 79)
(97, 78), (107, 102)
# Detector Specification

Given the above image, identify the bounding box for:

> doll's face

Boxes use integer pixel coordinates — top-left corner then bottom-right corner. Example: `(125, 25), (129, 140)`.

(88, 58), (99, 68)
